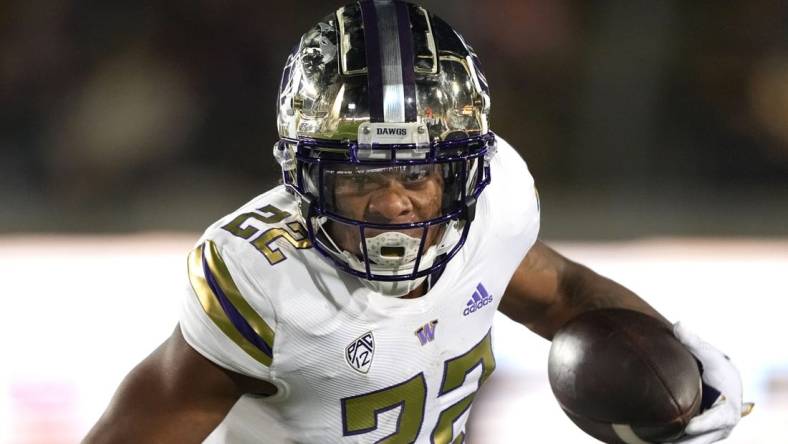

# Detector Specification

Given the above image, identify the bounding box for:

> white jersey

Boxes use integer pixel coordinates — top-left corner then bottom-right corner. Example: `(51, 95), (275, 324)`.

(179, 137), (540, 443)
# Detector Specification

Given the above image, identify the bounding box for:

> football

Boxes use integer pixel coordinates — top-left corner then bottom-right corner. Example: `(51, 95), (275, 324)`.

(548, 308), (701, 443)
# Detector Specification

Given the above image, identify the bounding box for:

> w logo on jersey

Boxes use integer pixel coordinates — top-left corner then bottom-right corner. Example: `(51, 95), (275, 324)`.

(346, 332), (375, 374)
(463, 283), (493, 316)
(415, 320), (438, 346)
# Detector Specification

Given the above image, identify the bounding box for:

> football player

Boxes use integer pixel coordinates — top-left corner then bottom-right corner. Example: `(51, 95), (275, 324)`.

(84, 1), (747, 443)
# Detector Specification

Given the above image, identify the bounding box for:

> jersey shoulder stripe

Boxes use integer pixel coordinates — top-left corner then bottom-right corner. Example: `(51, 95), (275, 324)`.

(187, 240), (275, 367)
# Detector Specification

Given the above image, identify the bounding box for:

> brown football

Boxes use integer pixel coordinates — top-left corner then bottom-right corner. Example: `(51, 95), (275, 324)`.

(548, 308), (701, 443)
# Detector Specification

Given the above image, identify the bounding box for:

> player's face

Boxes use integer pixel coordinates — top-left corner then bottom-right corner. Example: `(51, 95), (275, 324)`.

(326, 164), (444, 255)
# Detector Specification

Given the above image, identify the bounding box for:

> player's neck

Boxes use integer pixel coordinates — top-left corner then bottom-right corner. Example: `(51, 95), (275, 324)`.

(400, 263), (444, 299)
(401, 282), (427, 299)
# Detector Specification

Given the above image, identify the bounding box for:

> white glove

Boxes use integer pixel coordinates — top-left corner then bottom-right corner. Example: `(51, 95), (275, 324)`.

(666, 323), (752, 444)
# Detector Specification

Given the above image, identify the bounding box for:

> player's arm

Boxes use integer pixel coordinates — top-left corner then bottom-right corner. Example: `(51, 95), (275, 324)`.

(499, 240), (669, 339)
(500, 241), (750, 442)
(83, 325), (276, 444)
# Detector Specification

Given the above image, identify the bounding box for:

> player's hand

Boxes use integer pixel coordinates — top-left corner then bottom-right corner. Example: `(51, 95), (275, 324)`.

(665, 323), (752, 444)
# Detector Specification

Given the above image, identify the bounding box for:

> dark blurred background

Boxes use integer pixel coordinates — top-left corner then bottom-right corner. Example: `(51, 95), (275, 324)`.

(2, 0), (787, 239)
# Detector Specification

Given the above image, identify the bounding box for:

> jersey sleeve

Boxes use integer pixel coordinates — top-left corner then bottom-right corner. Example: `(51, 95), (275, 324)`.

(179, 237), (278, 381)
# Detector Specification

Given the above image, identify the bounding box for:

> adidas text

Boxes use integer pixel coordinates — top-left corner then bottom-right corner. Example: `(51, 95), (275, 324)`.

(463, 296), (493, 316)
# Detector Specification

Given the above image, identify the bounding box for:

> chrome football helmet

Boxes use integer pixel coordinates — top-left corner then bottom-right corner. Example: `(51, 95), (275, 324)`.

(274, 0), (495, 296)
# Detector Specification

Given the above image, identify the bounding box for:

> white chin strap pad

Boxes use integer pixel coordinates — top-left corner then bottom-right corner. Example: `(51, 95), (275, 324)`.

(362, 231), (422, 267)
(315, 219), (459, 298)
(342, 231), (438, 298)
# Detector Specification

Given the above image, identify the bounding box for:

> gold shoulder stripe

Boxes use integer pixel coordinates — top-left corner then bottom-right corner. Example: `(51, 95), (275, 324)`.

(187, 242), (274, 367)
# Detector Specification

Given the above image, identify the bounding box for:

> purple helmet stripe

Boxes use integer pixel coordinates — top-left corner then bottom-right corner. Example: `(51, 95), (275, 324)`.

(359, 0), (384, 122)
(395, 1), (418, 122)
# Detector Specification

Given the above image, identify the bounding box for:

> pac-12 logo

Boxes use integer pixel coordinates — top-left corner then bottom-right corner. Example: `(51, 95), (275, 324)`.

(376, 127), (407, 136)
(346, 331), (375, 374)
(463, 283), (493, 316)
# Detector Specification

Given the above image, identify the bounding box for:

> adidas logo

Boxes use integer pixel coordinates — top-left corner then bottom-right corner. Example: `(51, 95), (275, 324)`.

(463, 283), (493, 316)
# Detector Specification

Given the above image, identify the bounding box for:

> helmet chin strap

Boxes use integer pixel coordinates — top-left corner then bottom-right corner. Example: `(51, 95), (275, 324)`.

(330, 229), (435, 297)
(313, 215), (461, 298)
(348, 230), (447, 298)
(364, 231), (435, 297)
(345, 244), (438, 298)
